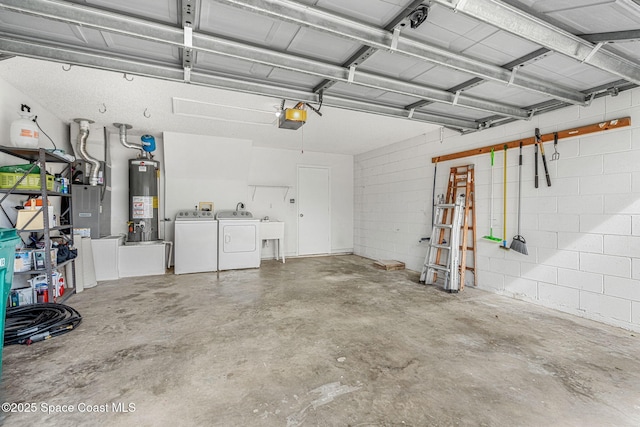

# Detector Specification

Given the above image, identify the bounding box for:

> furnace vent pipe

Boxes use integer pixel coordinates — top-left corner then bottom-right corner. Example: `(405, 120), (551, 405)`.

(114, 123), (147, 158)
(73, 118), (100, 186)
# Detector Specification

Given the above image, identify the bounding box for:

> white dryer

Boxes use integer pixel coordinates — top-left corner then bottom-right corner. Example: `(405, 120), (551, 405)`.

(174, 210), (217, 274)
(216, 210), (261, 270)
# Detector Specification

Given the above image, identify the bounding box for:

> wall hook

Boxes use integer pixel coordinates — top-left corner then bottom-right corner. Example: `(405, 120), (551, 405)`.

(143, 108), (151, 118)
(62, 64), (72, 71)
(123, 73), (134, 81)
(99, 103), (107, 113)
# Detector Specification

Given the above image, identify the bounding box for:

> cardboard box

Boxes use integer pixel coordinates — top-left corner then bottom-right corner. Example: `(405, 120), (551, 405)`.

(16, 206), (55, 230)
(14, 250), (33, 272)
(33, 248), (57, 269)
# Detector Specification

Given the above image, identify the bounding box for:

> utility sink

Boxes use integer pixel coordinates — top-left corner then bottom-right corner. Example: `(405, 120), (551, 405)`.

(259, 221), (285, 263)
(259, 221), (284, 239)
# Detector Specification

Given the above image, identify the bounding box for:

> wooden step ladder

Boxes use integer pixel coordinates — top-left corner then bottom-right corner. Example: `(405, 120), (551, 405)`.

(445, 164), (477, 289)
(420, 165), (477, 292)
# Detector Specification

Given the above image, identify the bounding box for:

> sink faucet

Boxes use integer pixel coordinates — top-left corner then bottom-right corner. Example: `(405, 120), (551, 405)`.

(236, 202), (245, 211)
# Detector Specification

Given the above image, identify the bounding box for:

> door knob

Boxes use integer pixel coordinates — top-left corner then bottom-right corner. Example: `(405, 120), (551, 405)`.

(299, 213), (304, 217)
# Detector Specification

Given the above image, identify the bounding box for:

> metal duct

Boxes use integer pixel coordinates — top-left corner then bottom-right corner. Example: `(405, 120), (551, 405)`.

(114, 123), (147, 157)
(73, 118), (101, 186)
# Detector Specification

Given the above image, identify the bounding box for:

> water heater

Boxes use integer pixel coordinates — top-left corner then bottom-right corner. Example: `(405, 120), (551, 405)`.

(127, 158), (160, 243)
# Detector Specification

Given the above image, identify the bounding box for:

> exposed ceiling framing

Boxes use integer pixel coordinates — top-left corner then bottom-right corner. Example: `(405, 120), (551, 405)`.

(0, 0), (638, 134)
(431, 0), (640, 85)
(213, 0), (586, 105)
(312, 0), (426, 94)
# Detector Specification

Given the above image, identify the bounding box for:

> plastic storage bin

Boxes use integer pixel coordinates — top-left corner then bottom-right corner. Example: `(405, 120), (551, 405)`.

(0, 228), (21, 379)
(0, 172), (54, 191)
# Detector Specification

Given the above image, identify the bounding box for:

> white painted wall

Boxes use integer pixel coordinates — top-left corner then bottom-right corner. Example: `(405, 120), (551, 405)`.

(0, 74), (353, 264)
(249, 147), (353, 256)
(163, 132), (353, 259)
(163, 132), (253, 229)
(0, 77), (71, 157)
(355, 87), (640, 332)
(354, 134), (433, 270)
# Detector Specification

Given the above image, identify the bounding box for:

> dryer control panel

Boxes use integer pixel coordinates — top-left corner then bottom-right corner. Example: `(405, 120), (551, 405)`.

(215, 210), (254, 219)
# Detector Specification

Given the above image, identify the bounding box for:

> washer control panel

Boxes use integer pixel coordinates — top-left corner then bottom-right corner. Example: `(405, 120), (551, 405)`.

(175, 210), (215, 220)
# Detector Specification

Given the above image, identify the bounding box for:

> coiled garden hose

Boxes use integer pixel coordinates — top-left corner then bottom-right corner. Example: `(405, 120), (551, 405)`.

(4, 303), (82, 346)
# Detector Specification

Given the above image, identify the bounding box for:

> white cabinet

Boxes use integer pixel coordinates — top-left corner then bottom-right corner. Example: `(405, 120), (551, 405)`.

(118, 243), (166, 277)
(91, 235), (124, 281)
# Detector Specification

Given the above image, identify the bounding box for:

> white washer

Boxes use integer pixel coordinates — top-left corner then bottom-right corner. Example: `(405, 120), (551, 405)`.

(216, 210), (261, 270)
(174, 210), (217, 274)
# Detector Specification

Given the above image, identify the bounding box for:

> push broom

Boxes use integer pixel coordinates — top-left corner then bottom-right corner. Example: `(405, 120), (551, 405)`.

(483, 148), (501, 242)
(509, 142), (528, 255)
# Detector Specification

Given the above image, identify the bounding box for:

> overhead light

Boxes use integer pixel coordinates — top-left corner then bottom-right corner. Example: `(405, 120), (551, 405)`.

(278, 108), (307, 130)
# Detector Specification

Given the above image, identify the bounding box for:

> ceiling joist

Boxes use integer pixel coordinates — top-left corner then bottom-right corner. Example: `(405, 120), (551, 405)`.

(0, 0), (530, 120)
(431, 0), (640, 86)
(180, 0), (195, 81)
(0, 36), (480, 131)
(192, 33), (529, 119)
(313, 0), (425, 94)
(580, 30), (640, 44)
(213, 0), (587, 105)
(405, 47), (552, 111)
(477, 79), (638, 131)
(0, 0), (637, 134)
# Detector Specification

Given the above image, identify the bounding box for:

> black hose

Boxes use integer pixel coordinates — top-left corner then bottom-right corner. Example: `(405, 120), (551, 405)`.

(33, 116), (57, 149)
(4, 303), (82, 346)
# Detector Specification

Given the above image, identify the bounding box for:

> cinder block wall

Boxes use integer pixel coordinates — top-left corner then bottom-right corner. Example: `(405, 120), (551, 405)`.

(355, 87), (640, 331)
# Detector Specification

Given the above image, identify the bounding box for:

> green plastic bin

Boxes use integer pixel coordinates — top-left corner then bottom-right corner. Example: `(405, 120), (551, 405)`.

(0, 228), (21, 380)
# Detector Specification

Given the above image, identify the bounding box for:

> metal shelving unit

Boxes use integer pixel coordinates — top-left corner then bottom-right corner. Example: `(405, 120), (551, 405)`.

(0, 146), (76, 303)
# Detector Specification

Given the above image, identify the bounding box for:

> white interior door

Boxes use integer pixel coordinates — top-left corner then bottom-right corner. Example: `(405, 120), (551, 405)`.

(298, 166), (330, 255)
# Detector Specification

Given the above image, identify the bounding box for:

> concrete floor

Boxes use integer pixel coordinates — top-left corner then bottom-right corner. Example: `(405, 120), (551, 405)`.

(1, 254), (640, 426)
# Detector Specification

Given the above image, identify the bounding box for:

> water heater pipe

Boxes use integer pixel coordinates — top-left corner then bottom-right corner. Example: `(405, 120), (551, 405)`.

(114, 123), (146, 157)
(73, 118), (100, 186)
